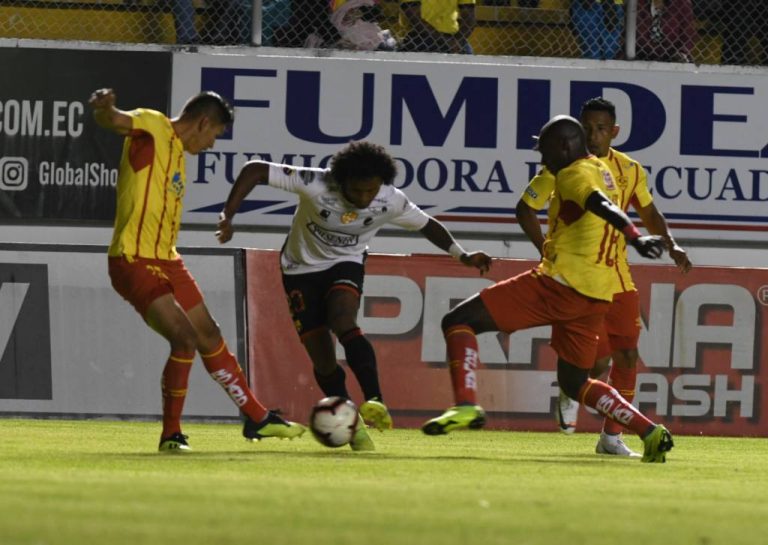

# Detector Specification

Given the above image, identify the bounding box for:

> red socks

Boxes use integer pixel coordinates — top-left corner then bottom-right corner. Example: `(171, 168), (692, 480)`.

(579, 378), (653, 437)
(603, 365), (637, 435)
(201, 339), (268, 423)
(161, 350), (195, 438)
(445, 325), (479, 405)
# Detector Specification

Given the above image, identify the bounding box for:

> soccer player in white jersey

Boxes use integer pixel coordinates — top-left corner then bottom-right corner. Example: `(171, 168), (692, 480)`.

(216, 140), (492, 450)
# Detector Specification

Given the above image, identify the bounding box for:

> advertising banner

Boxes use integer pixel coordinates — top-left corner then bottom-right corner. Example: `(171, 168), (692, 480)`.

(173, 51), (768, 240)
(0, 47), (171, 221)
(246, 249), (765, 437)
(0, 243), (243, 420)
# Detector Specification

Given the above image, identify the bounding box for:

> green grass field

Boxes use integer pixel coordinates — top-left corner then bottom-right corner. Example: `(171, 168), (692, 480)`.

(1, 419), (767, 545)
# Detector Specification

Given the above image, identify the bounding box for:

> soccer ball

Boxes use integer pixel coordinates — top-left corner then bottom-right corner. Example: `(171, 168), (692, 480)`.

(309, 396), (359, 448)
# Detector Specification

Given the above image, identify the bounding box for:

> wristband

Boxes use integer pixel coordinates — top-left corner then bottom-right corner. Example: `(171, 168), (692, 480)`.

(448, 242), (466, 260)
(622, 224), (642, 240)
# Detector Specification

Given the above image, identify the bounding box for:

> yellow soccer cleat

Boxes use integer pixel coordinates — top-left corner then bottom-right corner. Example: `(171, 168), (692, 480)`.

(243, 411), (306, 441)
(359, 398), (393, 431)
(421, 405), (486, 436)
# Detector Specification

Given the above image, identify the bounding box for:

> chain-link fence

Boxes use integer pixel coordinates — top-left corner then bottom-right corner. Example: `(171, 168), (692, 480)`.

(0, 0), (766, 66)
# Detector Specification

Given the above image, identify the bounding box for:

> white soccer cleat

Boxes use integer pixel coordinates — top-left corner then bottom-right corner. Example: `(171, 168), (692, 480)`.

(595, 432), (641, 457)
(556, 390), (578, 434)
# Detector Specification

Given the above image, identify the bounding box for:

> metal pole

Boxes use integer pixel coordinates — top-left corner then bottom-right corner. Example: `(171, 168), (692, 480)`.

(251, 0), (263, 46)
(625, 0), (637, 60)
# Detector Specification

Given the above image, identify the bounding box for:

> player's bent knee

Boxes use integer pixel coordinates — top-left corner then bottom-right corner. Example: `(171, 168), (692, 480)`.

(557, 361), (589, 400)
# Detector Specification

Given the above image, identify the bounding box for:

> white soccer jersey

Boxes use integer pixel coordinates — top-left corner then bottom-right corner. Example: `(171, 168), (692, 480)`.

(268, 163), (431, 274)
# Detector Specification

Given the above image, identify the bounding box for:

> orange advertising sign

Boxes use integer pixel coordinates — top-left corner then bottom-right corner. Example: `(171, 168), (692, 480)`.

(246, 249), (765, 436)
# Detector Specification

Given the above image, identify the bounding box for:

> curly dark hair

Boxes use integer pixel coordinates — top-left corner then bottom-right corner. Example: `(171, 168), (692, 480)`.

(580, 97), (617, 124)
(330, 141), (398, 186)
(181, 91), (234, 126)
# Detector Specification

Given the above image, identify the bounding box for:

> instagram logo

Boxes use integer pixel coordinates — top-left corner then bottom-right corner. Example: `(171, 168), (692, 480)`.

(0, 157), (29, 191)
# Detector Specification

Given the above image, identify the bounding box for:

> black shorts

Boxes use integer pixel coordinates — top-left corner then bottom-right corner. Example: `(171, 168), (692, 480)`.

(282, 261), (365, 337)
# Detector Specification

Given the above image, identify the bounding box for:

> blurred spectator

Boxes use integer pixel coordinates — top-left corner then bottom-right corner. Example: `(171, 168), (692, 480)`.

(570, 0), (625, 60)
(169, 0), (199, 44)
(262, 0), (293, 46)
(203, 0), (249, 44)
(482, 0), (538, 5)
(329, 0), (397, 50)
(399, 0), (477, 54)
(719, 0), (768, 65)
(636, 0), (696, 63)
(273, 0), (338, 47)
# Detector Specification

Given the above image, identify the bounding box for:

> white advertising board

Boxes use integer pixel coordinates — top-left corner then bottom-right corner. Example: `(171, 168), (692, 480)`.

(172, 50), (768, 241)
(0, 244), (243, 420)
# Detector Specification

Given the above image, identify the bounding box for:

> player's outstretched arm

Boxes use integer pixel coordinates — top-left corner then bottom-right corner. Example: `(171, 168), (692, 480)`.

(584, 191), (665, 260)
(216, 161), (270, 243)
(419, 218), (492, 274)
(515, 199), (545, 256)
(88, 88), (132, 135)
(636, 202), (692, 273)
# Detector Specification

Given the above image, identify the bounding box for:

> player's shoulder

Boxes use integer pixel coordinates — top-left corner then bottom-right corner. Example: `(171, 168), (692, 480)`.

(130, 108), (167, 122)
(376, 184), (411, 207)
(609, 148), (643, 171)
(128, 108), (170, 133)
(561, 157), (615, 193)
(280, 164), (329, 186)
(562, 156), (605, 177)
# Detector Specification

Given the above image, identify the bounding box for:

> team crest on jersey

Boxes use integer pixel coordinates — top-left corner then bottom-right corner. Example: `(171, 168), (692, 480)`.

(601, 169), (616, 190)
(615, 175), (629, 189)
(170, 171), (184, 196)
(341, 211), (358, 224)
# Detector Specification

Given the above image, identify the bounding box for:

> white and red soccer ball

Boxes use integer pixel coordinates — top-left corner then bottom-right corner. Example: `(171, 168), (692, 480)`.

(309, 396), (359, 448)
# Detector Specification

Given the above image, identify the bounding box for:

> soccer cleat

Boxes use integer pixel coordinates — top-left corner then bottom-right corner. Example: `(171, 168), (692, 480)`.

(641, 425), (674, 463)
(158, 432), (192, 453)
(595, 433), (641, 457)
(359, 398), (393, 431)
(421, 404), (486, 435)
(350, 417), (375, 451)
(556, 390), (579, 434)
(243, 411), (306, 441)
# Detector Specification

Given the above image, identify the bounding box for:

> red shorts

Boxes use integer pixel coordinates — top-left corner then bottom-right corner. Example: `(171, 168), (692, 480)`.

(595, 289), (641, 359)
(480, 270), (610, 368)
(108, 256), (203, 318)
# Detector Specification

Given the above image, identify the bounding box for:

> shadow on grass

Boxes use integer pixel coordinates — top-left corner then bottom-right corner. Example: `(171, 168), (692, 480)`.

(89, 449), (633, 467)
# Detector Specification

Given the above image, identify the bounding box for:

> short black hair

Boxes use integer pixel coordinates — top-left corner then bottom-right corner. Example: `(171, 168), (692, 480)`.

(580, 97), (616, 123)
(330, 141), (397, 185)
(182, 91), (234, 125)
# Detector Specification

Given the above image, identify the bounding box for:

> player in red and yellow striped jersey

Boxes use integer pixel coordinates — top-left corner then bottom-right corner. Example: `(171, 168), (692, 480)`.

(90, 88), (305, 452)
(423, 115), (675, 463)
(517, 98), (691, 456)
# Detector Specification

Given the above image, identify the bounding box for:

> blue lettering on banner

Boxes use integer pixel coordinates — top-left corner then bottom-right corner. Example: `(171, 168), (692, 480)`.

(200, 67), (277, 140)
(286, 71), (374, 143)
(680, 86), (759, 158)
(390, 75), (498, 148)
(516, 79), (550, 150)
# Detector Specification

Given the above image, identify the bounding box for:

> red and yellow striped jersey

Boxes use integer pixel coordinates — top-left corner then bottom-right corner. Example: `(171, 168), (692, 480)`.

(535, 156), (622, 301)
(521, 147), (652, 293)
(108, 108), (186, 261)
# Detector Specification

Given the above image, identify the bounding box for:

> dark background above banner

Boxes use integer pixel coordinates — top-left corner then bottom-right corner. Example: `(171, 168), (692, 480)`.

(0, 48), (171, 221)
